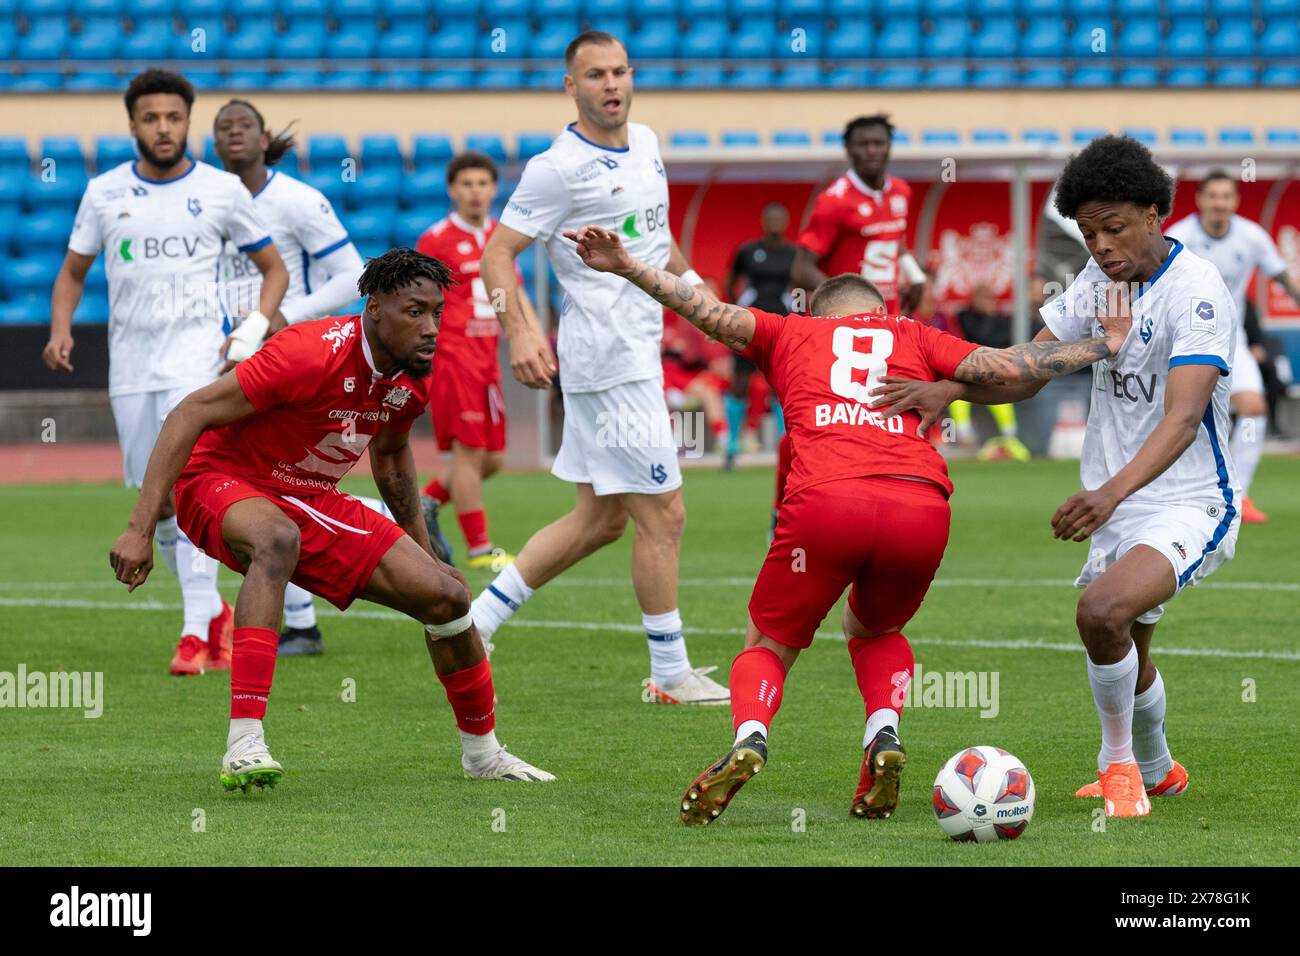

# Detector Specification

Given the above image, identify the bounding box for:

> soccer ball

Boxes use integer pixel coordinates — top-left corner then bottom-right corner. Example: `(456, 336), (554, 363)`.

(932, 746), (1035, 843)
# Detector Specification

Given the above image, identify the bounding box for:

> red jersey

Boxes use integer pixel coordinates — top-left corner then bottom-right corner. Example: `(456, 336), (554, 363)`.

(186, 316), (431, 496)
(798, 172), (913, 312)
(742, 307), (978, 497)
(415, 213), (509, 384)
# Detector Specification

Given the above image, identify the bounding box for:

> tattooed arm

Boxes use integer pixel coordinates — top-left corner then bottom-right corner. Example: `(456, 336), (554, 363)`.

(564, 225), (756, 352)
(369, 426), (439, 560)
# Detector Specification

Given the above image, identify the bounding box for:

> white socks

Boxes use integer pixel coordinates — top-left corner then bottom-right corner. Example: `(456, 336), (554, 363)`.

(156, 516), (180, 577)
(735, 719), (767, 743)
(470, 563), (534, 641)
(460, 728), (501, 765)
(1131, 670), (1173, 787)
(226, 717), (264, 755)
(176, 528), (221, 639)
(1087, 644), (1139, 770)
(1230, 414), (1266, 496)
(644, 609), (691, 688)
(283, 583), (317, 630)
(863, 708), (898, 748)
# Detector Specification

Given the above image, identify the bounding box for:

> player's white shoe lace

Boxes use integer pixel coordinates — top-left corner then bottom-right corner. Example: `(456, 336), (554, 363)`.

(221, 733), (284, 792)
(463, 746), (556, 782)
(644, 666), (731, 705)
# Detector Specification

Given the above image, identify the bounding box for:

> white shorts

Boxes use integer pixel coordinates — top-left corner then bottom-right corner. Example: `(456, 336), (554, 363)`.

(551, 377), (683, 496)
(1074, 498), (1239, 624)
(109, 383), (209, 488)
(1229, 326), (1264, 396)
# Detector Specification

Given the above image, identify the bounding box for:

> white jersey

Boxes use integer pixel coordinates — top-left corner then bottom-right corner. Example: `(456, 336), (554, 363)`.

(1165, 214), (1286, 321)
(1041, 238), (1240, 513)
(499, 122), (672, 393)
(218, 168), (356, 326)
(68, 160), (272, 397)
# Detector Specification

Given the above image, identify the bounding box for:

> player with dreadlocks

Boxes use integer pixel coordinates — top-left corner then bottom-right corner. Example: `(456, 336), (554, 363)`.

(110, 248), (555, 792)
(213, 97), (371, 657)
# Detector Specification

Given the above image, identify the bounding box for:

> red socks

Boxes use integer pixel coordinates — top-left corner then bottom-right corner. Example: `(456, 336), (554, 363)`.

(848, 631), (914, 719)
(438, 658), (497, 735)
(457, 508), (491, 553)
(230, 626), (278, 719)
(729, 646), (787, 735)
(423, 478), (450, 504)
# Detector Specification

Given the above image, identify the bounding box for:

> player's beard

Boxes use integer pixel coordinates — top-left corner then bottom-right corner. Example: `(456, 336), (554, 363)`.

(136, 135), (185, 170)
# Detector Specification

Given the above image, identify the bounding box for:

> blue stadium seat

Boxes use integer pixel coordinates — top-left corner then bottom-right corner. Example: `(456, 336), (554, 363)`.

(412, 133), (455, 165)
(1165, 0), (1206, 14)
(7, 256), (61, 295)
(1070, 0), (1112, 14)
(879, 0), (917, 13)
(721, 130), (761, 147)
(180, 0), (225, 14)
(345, 212), (394, 256)
(1120, 0), (1158, 13)
(1117, 65), (1159, 86)
(629, 22), (676, 59)
(827, 18), (870, 60)
(1020, 18), (1065, 57)
(824, 67), (870, 88)
(0, 22), (15, 62)
(400, 169), (445, 207)
(783, 0), (826, 14)
(26, 0), (74, 13)
(635, 0), (679, 15)
(921, 129), (960, 145)
(428, 20), (476, 58)
(923, 0), (967, 15)
(924, 18), (968, 58)
(826, 0), (867, 16)
(1119, 18), (1161, 58)
(23, 172), (87, 211)
(922, 66), (966, 88)
(1260, 20), (1299, 58)
(280, 22), (328, 59)
(185, 69), (225, 91)
(269, 70), (324, 90)
(284, 0), (329, 14)
(877, 19), (921, 59)
(776, 20), (821, 57)
(395, 210), (437, 247)
(1068, 21), (1110, 58)
(73, 0), (124, 14)
(1218, 127), (1254, 145)
(352, 169), (403, 209)
(971, 19), (1017, 59)
(1019, 0), (1058, 14)
(1166, 65), (1209, 86)
(303, 170), (346, 207)
(1021, 66), (1067, 87)
(669, 130), (710, 149)
(733, 21), (776, 58)
(1167, 20), (1207, 58)
(308, 134), (351, 172)
(94, 136), (136, 172)
(19, 19), (69, 58)
(73, 297), (109, 325)
(361, 134), (404, 172)
(632, 67), (675, 89)
(70, 72), (126, 95)
(1071, 66), (1114, 86)
(772, 129), (812, 147)
(476, 68), (527, 88)
(1260, 0), (1299, 12)
(68, 19), (120, 59)
(971, 128), (1010, 144)
(976, 0), (1014, 12)
(729, 66), (776, 88)
(583, 0), (628, 15)
(225, 18), (276, 59)
(1214, 19), (1256, 58)
(1212, 0), (1252, 11)
(1169, 128), (1208, 145)
(517, 132), (553, 159)
(678, 66), (726, 88)
(681, 18), (728, 58)
(876, 66), (923, 87)
(432, 0), (482, 15)
(329, 23), (379, 58)
(778, 65), (823, 87)
(22, 211), (73, 253)
(970, 65), (1016, 87)
(1072, 127), (1107, 144)
(40, 137), (84, 171)
(464, 133), (508, 163)
(1259, 64), (1299, 86)
(531, 21), (580, 59)
(526, 67), (566, 90)
(1214, 65), (1257, 87)
(1267, 127), (1300, 144)
(482, 0), (531, 15)
(733, 0), (776, 14)
(1021, 128), (1061, 144)
(10, 72), (66, 92)
(681, 0), (726, 14)
(1120, 127), (1158, 144)
(383, 0), (429, 15)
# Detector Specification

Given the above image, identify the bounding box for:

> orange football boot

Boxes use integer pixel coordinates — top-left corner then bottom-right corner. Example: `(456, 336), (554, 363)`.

(1075, 760), (1188, 798)
(169, 635), (207, 676)
(1240, 498), (1268, 524)
(205, 600), (234, 670)
(1097, 762), (1151, 817)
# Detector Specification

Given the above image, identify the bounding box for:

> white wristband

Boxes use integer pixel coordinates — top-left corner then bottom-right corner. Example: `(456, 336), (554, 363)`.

(681, 269), (704, 287)
(899, 253), (925, 285)
(424, 612), (473, 639)
(226, 310), (270, 363)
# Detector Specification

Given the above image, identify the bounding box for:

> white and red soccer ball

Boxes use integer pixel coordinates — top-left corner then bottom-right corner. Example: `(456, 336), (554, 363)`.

(932, 746), (1035, 843)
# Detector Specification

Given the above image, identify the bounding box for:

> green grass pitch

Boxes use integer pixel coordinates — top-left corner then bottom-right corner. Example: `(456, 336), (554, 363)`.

(1, 458), (1297, 866)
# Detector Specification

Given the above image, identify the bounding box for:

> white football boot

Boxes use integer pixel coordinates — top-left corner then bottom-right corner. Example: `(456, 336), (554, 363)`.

(221, 731), (284, 793)
(644, 665), (730, 705)
(463, 746), (556, 782)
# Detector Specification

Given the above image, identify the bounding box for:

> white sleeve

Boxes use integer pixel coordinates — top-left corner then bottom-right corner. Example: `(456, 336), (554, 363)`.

(67, 187), (102, 256)
(498, 155), (571, 240)
(1040, 273), (1095, 341)
(1164, 216), (1192, 244)
(223, 182), (273, 253)
(295, 191), (351, 259)
(1169, 276), (1233, 377)
(1249, 222), (1287, 279)
(280, 241), (365, 324)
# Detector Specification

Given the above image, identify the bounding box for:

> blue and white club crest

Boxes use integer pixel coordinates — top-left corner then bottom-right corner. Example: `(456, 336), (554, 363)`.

(1138, 315), (1153, 344)
(187, 197), (203, 217)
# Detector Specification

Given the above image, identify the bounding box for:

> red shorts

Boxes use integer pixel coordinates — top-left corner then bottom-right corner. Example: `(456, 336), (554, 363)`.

(429, 370), (506, 453)
(662, 362), (728, 396)
(174, 469), (406, 610)
(749, 475), (951, 648)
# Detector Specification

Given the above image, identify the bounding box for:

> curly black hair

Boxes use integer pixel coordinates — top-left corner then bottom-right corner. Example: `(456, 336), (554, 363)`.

(1054, 135), (1174, 220)
(124, 68), (194, 118)
(358, 248), (455, 298)
(843, 113), (894, 145)
(215, 99), (298, 167)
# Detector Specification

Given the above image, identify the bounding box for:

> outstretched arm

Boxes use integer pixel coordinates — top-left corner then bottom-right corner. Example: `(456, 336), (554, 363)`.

(565, 225), (756, 352)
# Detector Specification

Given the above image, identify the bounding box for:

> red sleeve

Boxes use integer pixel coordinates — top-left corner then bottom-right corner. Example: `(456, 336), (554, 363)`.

(386, 376), (434, 435)
(740, 307), (785, 368)
(797, 189), (841, 259)
(415, 228), (441, 259)
(913, 320), (980, 380)
(234, 326), (326, 412)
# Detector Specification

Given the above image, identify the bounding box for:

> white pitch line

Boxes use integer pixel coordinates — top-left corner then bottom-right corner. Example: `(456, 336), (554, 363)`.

(3, 595), (1297, 662)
